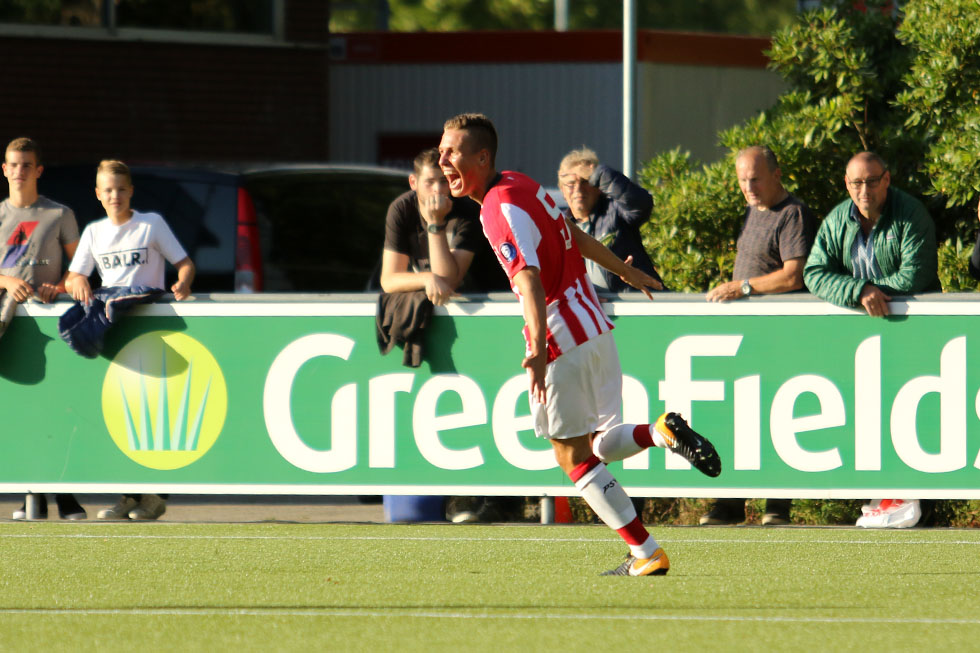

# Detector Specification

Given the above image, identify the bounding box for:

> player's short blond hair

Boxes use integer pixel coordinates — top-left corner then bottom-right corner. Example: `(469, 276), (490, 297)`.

(6, 137), (41, 164)
(558, 147), (599, 181)
(443, 113), (497, 166)
(96, 159), (132, 185)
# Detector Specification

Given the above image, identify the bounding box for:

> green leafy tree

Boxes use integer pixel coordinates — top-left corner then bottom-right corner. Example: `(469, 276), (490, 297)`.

(0, 0), (64, 23)
(390, 0), (553, 31)
(894, 0), (980, 289)
(329, 0), (798, 35)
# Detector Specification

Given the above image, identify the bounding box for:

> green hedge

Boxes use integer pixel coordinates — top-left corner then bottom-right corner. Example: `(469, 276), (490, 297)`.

(638, 0), (980, 294)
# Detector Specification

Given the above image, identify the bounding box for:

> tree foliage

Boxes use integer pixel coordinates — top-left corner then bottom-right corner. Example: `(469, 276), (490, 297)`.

(639, 0), (980, 293)
(329, 0), (798, 36)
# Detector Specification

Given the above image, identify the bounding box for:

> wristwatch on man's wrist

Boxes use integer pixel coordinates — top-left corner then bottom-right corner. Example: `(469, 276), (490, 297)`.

(427, 221), (447, 234)
(740, 279), (752, 296)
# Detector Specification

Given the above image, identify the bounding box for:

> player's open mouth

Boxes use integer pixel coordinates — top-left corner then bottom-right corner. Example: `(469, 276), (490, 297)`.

(444, 171), (462, 192)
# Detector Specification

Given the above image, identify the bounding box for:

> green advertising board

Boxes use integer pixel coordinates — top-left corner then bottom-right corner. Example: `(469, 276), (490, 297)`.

(3, 293), (980, 498)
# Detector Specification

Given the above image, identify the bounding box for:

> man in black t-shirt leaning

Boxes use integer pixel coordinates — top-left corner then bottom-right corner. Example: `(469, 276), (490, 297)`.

(378, 148), (515, 523)
(380, 148), (506, 301)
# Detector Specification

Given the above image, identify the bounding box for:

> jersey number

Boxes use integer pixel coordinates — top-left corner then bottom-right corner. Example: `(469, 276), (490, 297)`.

(535, 186), (572, 250)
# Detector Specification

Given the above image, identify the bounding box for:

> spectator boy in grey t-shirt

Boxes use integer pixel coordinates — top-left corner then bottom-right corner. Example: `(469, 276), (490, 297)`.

(0, 137), (85, 521)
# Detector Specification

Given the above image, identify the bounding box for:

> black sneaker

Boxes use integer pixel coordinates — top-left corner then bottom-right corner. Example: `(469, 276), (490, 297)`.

(762, 499), (792, 526)
(55, 494), (87, 520)
(655, 412), (722, 477)
(699, 498), (746, 525)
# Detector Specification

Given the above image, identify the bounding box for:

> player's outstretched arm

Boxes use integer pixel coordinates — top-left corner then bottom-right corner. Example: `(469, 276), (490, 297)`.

(565, 218), (662, 298)
(512, 266), (548, 405)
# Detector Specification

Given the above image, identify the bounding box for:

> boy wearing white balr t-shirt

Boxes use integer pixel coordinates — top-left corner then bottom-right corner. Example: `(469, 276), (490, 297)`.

(65, 159), (195, 523)
(66, 159), (195, 303)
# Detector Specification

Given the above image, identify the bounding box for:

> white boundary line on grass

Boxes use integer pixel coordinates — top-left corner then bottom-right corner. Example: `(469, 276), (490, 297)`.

(0, 608), (978, 625)
(3, 532), (980, 545)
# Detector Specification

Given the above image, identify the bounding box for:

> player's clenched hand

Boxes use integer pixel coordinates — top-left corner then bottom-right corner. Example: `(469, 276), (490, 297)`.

(522, 350), (547, 405)
(618, 255), (663, 299)
(424, 272), (453, 306)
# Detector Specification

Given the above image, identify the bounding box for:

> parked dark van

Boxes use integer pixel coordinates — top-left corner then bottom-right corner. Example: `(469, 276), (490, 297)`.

(39, 164), (410, 293)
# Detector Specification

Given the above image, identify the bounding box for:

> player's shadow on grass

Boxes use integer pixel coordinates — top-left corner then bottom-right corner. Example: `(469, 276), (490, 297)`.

(0, 316), (53, 385)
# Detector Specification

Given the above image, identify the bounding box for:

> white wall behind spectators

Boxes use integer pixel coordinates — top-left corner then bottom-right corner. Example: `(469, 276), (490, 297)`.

(639, 63), (787, 168)
(327, 30), (785, 185)
(327, 35), (786, 183)
(329, 62), (621, 182)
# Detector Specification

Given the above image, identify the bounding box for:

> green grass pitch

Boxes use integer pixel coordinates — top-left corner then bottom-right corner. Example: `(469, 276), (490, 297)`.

(1, 522), (978, 652)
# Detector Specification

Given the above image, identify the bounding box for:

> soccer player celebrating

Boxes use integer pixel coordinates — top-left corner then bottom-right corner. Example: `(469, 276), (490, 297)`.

(438, 113), (721, 576)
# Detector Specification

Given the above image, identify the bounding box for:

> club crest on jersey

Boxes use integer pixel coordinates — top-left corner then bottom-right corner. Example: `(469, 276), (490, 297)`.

(499, 242), (517, 262)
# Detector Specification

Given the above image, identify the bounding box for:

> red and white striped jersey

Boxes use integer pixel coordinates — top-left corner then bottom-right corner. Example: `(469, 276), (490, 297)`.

(480, 171), (613, 363)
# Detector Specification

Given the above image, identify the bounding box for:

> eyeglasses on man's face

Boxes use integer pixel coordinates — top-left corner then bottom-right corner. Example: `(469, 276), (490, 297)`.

(559, 177), (590, 192)
(845, 173), (886, 189)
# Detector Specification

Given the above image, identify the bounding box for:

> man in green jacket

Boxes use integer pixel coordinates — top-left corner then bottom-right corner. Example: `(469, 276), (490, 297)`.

(803, 151), (939, 317)
(804, 151), (938, 529)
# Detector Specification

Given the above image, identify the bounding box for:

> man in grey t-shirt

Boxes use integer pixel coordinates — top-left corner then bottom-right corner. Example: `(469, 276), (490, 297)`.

(706, 145), (816, 303)
(702, 145), (817, 527)
(0, 137), (84, 521)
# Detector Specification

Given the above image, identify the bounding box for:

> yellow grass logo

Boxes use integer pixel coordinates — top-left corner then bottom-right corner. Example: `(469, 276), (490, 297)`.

(102, 331), (227, 470)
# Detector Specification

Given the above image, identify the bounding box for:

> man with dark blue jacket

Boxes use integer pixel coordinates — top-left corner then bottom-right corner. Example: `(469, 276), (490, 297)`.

(558, 148), (664, 293)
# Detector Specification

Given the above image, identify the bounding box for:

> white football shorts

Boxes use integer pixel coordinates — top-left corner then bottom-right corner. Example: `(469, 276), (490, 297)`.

(531, 330), (623, 440)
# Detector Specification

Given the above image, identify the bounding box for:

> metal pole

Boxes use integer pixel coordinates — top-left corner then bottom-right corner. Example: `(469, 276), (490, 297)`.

(376, 0), (390, 31)
(554, 0), (569, 31)
(540, 496), (555, 524)
(25, 492), (40, 520)
(105, 0), (116, 35)
(623, 0), (637, 178)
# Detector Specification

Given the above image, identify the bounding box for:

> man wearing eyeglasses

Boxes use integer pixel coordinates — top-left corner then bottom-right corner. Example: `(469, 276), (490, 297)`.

(804, 151), (939, 529)
(557, 148), (664, 293)
(804, 151), (939, 318)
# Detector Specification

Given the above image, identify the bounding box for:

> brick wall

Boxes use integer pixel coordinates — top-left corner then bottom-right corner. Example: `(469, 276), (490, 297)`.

(285, 0), (329, 43)
(1, 35), (328, 165)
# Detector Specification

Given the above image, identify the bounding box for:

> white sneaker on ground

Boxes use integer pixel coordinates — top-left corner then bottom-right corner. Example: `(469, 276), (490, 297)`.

(451, 511), (479, 523)
(855, 499), (921, 528)
(97, 496), (139, 520)
(129, 494), (167, 520)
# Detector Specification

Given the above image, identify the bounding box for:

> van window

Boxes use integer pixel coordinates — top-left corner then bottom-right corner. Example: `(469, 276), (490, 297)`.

(246, 171), (408, 291)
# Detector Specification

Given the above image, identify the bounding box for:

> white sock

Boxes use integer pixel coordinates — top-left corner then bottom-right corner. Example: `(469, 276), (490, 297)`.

(572, 457), (658, 559)
(593, 422), (665, 462)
